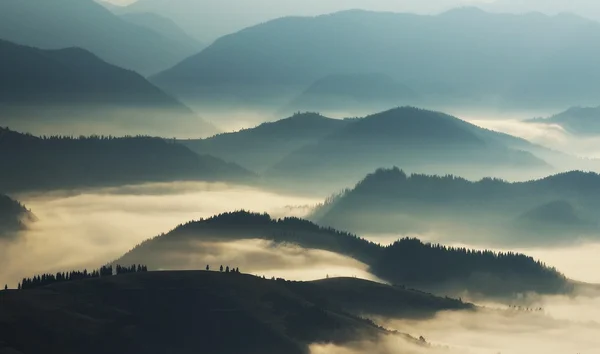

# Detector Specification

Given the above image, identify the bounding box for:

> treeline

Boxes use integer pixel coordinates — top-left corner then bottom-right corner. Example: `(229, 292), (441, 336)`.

(115, 211), (570, 298)
(335, 167), (600, 203)
(372, 238), (567, 295)
(19, 264), (147, 290)
(0, 127), (251, 192)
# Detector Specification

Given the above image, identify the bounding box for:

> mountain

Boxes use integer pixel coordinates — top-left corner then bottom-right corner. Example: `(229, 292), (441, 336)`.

(265, 107), (549, 191)
(526, 106), (600, 136)
(180, 113), (354, 173)
(485, 0), (600, 21)
(0, 40), (217, 138)
(0, 271), (463, 353)
(0, 0), (195, 75)
(119, 12), (203, 53)
(0, 128), (253, 193)
(152, 9), (600, 113)
(313, 168), (600, 246)
(0, 195), (33, 238)
(280, 73), (418, 117)
(115, 211), (570, 299)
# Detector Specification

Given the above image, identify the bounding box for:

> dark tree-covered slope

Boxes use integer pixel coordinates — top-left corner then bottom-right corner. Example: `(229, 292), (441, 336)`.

(0, 0), (194, 75)
(265, 107), (549, 189)
(313, 168), (600, 246)
(115, 211), (570, 298)
(152, 9), (600, 111)
(0, 128), (252, 193)
(526, 106), (600, 136)
(180, 113), (353, 173)
(0, 271), (443, 354)
(0, 40), (217, 137)
(0, 195), (32, 238)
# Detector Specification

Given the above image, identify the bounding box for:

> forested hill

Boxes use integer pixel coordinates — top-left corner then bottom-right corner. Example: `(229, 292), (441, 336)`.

(0, 128), (253, 193)
(181, 112), (353, 173)
(115, 211), (569, 299)
(0, 195), (32, 238)
(0, 270), (467, 354)
(265, 107), (549, 190)
(313, 168), (600, 246)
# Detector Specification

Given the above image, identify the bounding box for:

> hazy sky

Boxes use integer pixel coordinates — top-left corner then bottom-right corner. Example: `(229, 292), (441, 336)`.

(106, 0), (493, 12)
(105, 0), (600, 16)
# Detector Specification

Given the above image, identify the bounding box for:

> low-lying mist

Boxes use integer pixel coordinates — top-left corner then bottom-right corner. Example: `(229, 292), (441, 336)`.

(0, 182), (321, 287)
(310, 294), (600, 354)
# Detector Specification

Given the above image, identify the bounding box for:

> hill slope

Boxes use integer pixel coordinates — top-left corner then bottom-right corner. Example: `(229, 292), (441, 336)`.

(0, 40), (217, 137)
(119, 12), (203, 53)
(314, 168), (600, 246)
(180, 113), (353, 173)
(265, 107), (549, 190)
(0, 128), (252, 193)
(281, 73), (418, 116)
(0, 0), (194, 76)
(0, 195), (32, 238)
(115, 211), (570, 299)
(526, 106), (600, 136)
(152, 9), (600, 112)
(0, 271), (458, 353)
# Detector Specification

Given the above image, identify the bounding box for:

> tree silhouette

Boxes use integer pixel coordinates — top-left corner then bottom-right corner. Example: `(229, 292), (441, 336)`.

(220, 265), (223, 272)
(225, 266), (230, 273)
(206, 265), (210, 271)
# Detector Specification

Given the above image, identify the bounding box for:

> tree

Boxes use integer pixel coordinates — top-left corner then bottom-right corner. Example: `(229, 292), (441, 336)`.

(4, 284), (7, 290)
(206, 265), (210, 271)
(220, 265), (223, 272)
(225, 266), (230, 273)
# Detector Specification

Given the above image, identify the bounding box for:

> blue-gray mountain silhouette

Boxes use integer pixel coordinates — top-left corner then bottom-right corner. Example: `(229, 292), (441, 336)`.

(152, 9), (600, 112)
(280, 73), (418, 116)
(119, 12), (203, 54)
(0, 0), (194, 75)
(265, 107), (549, 190)
(0, 39), (217, 137)
(181, 112), (354, 173)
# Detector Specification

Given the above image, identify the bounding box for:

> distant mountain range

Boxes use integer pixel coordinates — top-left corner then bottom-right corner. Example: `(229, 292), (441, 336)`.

(0, 270), (467, 353)
(313, 168), (600, 246)
(0, 195), (33, 238)
(526, 106), (600, 136)
(181, 107), (552, 192)
(0, 0), (197, 75)
(152, 9), (600, 114)
(0, 128), (252, 193)
(119, 12), (203, 53)
(279, 73), (418, 116)
(116, 211), (570, 299)
(0, 39), (217, 137)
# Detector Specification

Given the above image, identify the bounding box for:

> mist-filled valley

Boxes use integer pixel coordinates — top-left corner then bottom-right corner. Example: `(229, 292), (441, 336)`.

(3, 0), (600, 353)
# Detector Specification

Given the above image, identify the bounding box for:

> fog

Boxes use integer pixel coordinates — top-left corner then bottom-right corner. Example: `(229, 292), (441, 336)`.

(468, 116), (600, 159)
(0, 182), (322, 287)
(310, 295), (600, 354)
(138, 238), (380, 282)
